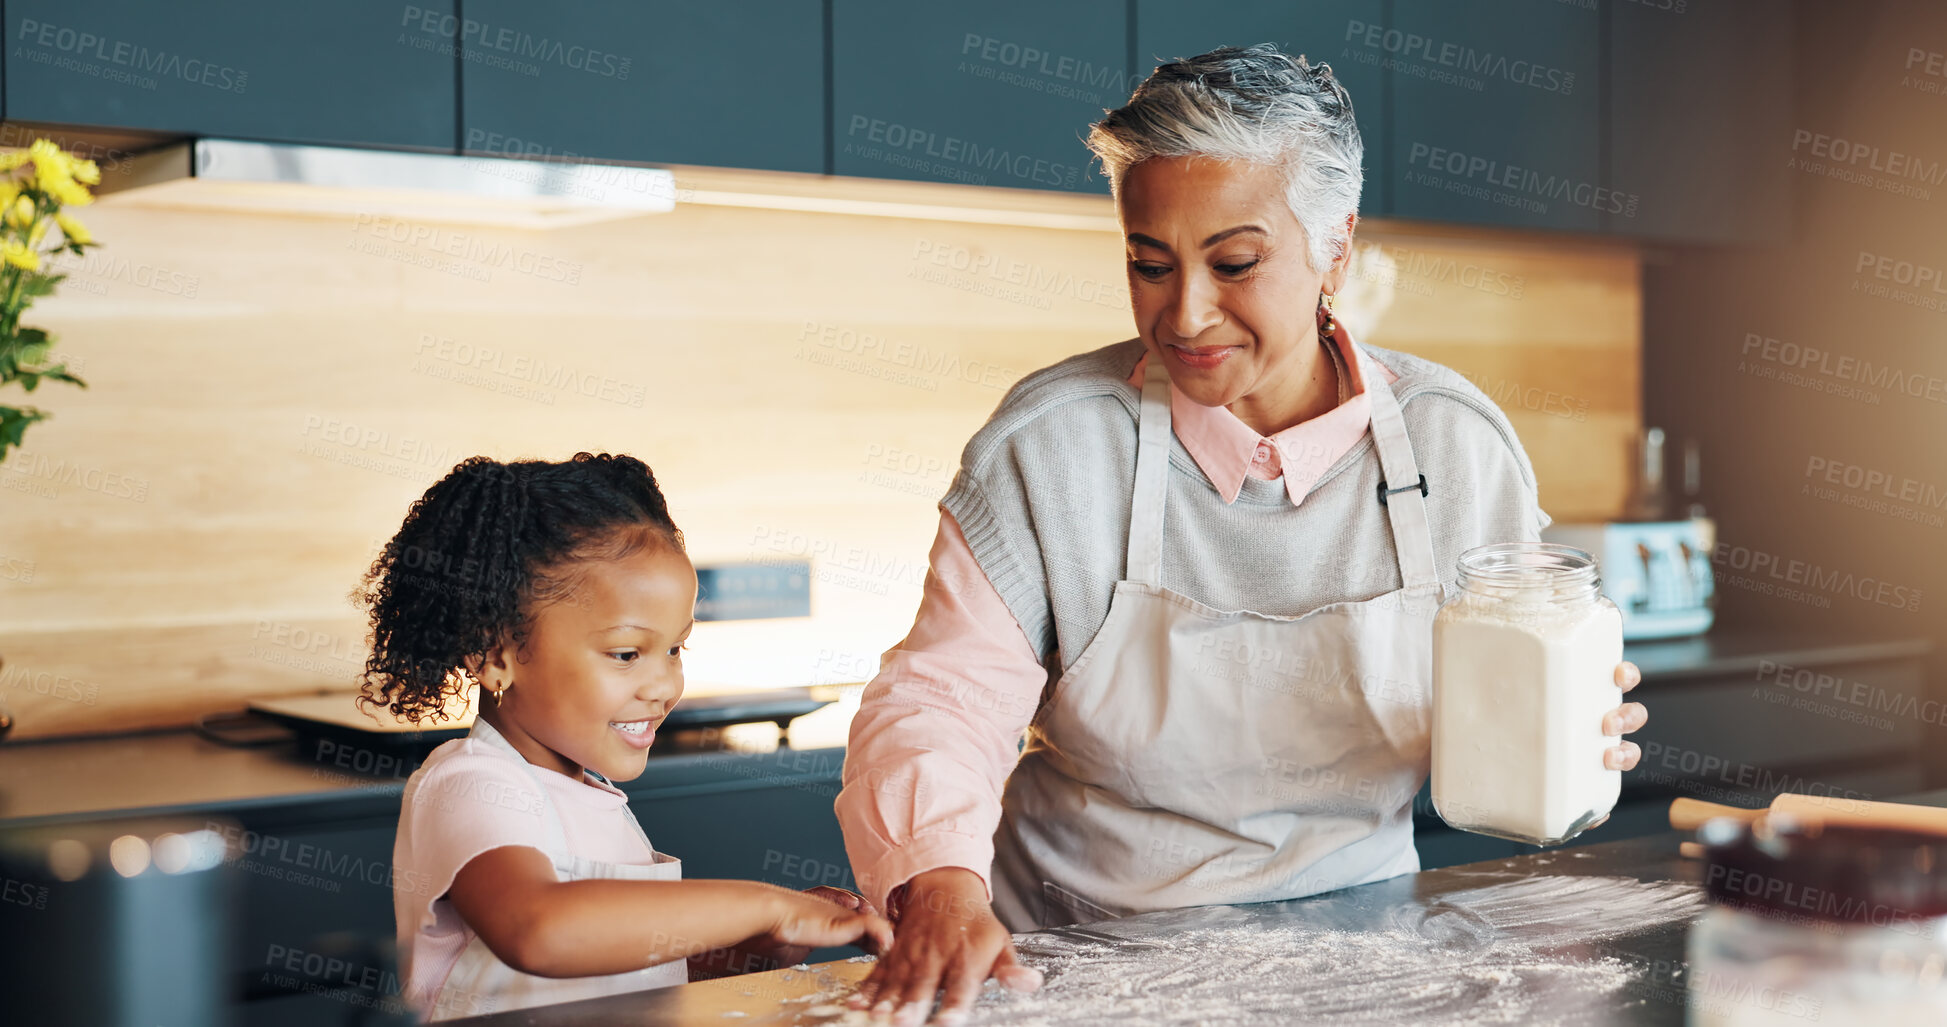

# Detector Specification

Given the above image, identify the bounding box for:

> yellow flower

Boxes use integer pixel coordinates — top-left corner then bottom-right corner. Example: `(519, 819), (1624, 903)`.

(71, 158), (100, 186)
(38, 169), (91, 208)
(6, 194), (33, 229)
(0, 151), (30, 173)
(3, 239), (41, 271)
(27, 218), (47, 248)
(34, 162), (66, 195)
(54, 212), (90, 246)
(28, 139), (71, 175)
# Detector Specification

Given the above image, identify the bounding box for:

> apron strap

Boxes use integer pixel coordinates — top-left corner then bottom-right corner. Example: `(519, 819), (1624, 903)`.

(467, 717), (573, 855)
(1126, 353), (1173, 586)
(1357, 344), (1441, 590)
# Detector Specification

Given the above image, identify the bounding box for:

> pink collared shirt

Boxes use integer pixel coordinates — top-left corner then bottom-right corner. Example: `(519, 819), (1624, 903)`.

(835, 332), (1398, 914)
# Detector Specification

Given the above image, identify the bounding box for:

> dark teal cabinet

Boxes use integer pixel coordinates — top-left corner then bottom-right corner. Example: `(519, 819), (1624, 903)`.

(1387, 0), (1604, 231)
(0, 1), (1794, 241)
(1134, 0), (1392, 215)
(457, 1), (825, 173)
(3, 0), (456, 150)
(831, 0), (1126, 192)
(1606, 0), (1792, 242)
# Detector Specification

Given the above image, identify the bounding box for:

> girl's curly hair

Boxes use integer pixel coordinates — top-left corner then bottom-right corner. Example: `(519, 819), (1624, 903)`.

(351, 452), (683, 724)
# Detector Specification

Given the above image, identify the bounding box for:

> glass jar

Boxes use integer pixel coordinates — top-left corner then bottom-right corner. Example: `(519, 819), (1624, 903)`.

(1431, 542), (1623, 845)
(1687, 817), (1947, 1025)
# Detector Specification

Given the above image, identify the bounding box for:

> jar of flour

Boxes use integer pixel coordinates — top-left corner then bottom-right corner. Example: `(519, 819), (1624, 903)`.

(1431, 542), (1624, 845)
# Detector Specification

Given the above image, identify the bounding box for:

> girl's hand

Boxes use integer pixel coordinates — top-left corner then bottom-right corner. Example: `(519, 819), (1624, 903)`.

(767, 884), (895, 947)
(732, 887), (888, 970)
(691, 884), (893, 979)
(1603, 660), (1648, 771)
(804, 884), (876, 914)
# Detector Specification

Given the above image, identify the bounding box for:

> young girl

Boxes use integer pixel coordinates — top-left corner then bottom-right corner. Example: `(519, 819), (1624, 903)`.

(356, 453), (891, 1021)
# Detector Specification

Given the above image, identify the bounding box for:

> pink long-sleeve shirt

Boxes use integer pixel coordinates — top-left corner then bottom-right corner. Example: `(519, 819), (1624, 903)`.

(836, 332), (1399, 914)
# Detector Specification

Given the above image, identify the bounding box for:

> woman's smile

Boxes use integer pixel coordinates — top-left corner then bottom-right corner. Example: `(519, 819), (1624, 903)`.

(1164, 341), (1244, 370)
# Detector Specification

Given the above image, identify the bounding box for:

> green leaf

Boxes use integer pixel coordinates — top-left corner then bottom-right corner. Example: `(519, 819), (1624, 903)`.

(20, 274), (64, 298)
(16, 371), (38, 392)
(0, 404), (48, 464)
(15, 327), (48, 344)
(39, 364), (84, 387)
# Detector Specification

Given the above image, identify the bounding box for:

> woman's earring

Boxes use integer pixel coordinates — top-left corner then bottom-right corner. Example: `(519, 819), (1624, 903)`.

(1318, 293), (1339, 336)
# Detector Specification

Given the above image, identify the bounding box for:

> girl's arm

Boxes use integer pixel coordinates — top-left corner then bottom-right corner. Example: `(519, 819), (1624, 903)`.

(446, 845), (891, 979)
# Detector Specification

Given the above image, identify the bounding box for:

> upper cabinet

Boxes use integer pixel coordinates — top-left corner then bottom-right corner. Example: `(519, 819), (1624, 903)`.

(830, 0), (1127, 193)
(3, 0), (456, 150)
(457, 1), (825, 173)
(1134, 0), (1392, 216)
(1606, 0), (1792, 243)
(0, 1), (1792, 242)
(1387, 0), (1604, 232)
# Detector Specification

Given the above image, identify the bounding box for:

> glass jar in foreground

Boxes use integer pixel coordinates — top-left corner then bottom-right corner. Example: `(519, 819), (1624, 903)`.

(1687, 817), (1947, 1025)
(1431, 542), (1623, 845)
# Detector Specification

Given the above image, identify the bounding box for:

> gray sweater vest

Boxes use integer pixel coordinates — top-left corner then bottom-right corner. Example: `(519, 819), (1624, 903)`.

(940, 339), (1550, 679)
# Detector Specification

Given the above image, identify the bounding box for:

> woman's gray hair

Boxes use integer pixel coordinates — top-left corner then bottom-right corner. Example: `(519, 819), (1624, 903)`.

(1087, 43), (1364, 273)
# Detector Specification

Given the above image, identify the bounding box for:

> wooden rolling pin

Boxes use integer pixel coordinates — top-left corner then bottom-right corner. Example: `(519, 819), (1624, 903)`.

(1670, 794), (1947, 835)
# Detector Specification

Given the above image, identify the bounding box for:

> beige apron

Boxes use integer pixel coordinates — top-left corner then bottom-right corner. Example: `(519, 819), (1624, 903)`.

(990, 344), (1443, 930)
(425, 719), (687, 1021)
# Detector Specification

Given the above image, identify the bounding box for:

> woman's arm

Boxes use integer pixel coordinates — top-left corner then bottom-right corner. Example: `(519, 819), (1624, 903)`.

(835, 510), (1049, 1025)
(834, 510), (1049, 911)
(446, 846), (891, 978)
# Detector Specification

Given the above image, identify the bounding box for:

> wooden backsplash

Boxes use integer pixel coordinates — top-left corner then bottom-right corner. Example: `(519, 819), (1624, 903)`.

(0, 170), (1639, 740)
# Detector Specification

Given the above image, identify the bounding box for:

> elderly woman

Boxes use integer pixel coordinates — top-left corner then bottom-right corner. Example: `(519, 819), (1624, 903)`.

(835, 44), (1648, 1025)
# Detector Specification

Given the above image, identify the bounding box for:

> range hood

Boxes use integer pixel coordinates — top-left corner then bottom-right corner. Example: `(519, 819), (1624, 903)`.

(97, 138), (679, 229)
(19, 124), (1122, 232)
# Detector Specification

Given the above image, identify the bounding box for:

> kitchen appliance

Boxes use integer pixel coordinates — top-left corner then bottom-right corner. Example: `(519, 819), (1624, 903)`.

(100, 138), (678, 228)
(1541, 520), (1716, 639)
(1542, 426), (1715, 640)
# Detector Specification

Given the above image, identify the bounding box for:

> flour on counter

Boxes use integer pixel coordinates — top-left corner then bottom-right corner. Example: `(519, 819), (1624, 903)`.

(954, 875), (1706, 1027)
(772, 876), (1706, 1026)
(1416, 875), (1709, 948)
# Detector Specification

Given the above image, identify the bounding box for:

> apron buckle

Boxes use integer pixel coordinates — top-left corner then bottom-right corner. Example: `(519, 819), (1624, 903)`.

(1377, 474), (1429, 507)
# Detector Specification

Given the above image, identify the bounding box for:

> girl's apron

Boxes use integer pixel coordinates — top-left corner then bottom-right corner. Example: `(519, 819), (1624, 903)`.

(425, 720), (687, 1021)
(990, 344), (1442, 930)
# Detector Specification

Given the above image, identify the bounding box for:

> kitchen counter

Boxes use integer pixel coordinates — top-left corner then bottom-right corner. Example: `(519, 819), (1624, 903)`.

(0, 691), (858, 827)
(425, 833), (1728, 1026)
(1620, 629), (1930, 685)
(446, 792), (1947, 1027)
(0, 627), (1934, 1026)
(0, 727), (849, 826)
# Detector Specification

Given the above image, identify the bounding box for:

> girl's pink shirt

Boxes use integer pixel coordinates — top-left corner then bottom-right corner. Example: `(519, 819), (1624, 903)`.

(837, 335), (1398, 913)
(392, 735), (661, 1019)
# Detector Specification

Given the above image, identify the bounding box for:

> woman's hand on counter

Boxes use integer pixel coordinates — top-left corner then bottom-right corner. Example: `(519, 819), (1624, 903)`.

(1603, 660), (1648, 771)
(851, 867), (1042, 1026)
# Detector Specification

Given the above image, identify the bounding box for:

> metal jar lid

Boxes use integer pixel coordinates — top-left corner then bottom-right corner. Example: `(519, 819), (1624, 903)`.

(1699, 815), (1947, 927)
